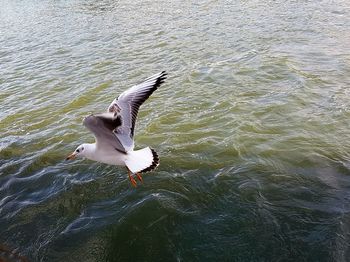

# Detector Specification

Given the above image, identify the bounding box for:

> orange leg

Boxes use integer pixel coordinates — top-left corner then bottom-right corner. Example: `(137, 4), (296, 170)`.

(127, 168), (137, 187)
(136, 173), (143, 183)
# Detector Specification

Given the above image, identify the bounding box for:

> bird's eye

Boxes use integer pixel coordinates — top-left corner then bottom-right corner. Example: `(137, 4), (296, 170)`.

(76, 149), (80, 153)
(82, 147), (84, 150)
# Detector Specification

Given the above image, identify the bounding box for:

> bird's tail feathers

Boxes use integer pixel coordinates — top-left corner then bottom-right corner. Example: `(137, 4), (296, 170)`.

(125, 147), (159, 174)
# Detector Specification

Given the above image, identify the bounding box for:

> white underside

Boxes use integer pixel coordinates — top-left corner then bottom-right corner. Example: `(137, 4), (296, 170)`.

(85, 145), (126, 166)
(83, 143), (154, 174)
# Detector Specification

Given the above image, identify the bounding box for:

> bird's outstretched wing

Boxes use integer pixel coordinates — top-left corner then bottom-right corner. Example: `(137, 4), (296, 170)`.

(107, 71), (167, 151)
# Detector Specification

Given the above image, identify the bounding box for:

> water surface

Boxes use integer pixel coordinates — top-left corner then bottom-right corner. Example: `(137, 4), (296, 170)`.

(1, 0), (350, 261)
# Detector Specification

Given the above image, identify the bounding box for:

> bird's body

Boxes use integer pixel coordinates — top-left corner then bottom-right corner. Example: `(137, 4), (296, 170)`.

(66, 71), (167, 187)
(80, 143), (126, 166)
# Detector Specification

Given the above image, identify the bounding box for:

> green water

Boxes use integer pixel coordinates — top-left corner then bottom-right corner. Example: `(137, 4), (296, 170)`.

(1, 0), (350, 261)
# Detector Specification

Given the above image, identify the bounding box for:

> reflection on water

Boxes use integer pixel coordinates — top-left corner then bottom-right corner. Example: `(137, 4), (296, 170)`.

(1, 0), (350, 261)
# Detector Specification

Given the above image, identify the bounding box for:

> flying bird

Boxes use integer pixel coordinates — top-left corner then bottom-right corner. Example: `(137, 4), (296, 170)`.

(66, 71), (167, 187)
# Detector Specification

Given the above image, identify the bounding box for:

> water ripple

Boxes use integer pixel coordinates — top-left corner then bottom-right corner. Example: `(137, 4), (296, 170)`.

(1, 0), (350, 261)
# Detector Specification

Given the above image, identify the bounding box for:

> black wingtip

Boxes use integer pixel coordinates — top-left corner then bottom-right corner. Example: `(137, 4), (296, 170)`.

(155, 71), (167, 87)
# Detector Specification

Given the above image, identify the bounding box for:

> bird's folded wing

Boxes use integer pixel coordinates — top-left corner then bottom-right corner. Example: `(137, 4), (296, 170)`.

(83, 113), (127, 153)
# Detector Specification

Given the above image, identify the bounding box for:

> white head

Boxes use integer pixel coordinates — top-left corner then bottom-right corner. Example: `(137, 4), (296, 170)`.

(66, 143), (90, 160)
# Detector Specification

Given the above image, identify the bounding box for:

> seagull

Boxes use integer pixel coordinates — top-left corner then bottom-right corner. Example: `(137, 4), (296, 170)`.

(66, 71), (167, 187)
